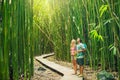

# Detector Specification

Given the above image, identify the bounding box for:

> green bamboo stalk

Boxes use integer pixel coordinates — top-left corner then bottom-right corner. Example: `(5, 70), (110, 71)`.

(0, 0), (33, 79)
(30, 0), (34, 76)
(2, 0), (10, 79)
(10, 0), (19, 79)
(33, 1), (120, 79)
(0, 0), (4, 79)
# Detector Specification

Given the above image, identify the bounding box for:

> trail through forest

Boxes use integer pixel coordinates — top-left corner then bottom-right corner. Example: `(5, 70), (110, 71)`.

(31, 59), (61, 80)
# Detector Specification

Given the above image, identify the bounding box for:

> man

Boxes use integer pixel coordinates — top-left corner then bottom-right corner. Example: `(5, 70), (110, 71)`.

(76, 38), (86, 77)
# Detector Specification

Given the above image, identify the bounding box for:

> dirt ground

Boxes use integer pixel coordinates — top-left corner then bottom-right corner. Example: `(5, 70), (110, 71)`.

(31, 56), (118, 80)
(46, 56), (97, 80)
(46, 56), (119, 80)
(31, 59), (61, 80)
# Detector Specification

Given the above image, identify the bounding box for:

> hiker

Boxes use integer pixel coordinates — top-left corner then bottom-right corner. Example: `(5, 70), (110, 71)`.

(70, 39), (77, 74)
(76, 38), (86, 77)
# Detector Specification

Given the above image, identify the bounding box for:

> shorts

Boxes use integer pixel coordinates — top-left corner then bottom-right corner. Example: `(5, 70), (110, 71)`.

(76, 58), (84, 66)
(71, 55), (76, 60)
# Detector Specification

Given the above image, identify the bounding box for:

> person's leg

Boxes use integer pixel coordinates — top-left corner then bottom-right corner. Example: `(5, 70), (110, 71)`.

(71, 56), (73, 68)
(76, 58), (81, 75)
(80, 58), (84, 76)
(75, 60), (77, 74)
(73, 60), (77, 74)
(79, 65), (81, 75)
(76, 58), (80, 75)
(80, 66), (84, 75)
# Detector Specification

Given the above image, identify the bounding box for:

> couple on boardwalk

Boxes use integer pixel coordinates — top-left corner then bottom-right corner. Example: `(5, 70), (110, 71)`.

(70, 38), (86, 77)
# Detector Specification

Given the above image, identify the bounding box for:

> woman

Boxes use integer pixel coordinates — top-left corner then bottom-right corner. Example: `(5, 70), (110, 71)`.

(70, 39), (77, 74)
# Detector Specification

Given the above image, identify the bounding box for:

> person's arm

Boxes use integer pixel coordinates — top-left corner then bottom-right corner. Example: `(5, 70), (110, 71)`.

(77, 44), (86, 53)
(74, 46), (77, 55)
(77, 49), (85, 53)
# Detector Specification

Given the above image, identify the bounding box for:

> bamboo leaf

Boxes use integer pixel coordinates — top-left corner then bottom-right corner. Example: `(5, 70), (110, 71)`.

(99, 5), (108, 17)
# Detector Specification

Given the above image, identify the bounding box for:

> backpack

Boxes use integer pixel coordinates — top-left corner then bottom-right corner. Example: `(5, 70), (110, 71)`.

(83, 43), (87, 56)
(83, 43), (87, 50)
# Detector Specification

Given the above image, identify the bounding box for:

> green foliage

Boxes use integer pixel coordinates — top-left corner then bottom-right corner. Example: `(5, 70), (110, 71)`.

(0, 0), (120, 79)
(97, 70), (115, 80)
(0, 0), (34, 80)
(90, 30), (104, 42)
(34, 1), (120, 79)
(99, 5), (108, 17)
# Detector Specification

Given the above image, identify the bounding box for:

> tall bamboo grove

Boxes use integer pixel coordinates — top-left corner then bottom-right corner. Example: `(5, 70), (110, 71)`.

(34, 0), (120, 79)
(0, 0), (34, 80)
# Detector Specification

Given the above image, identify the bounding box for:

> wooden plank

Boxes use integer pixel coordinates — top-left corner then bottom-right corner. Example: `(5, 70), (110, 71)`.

(35, 53), (83, 80)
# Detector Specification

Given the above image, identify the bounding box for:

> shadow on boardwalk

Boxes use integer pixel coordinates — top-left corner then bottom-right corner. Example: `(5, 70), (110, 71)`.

(35, 53), (83, 80)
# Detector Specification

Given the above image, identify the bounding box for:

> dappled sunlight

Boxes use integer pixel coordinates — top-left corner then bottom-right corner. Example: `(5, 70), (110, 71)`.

(0, 0), (120, 80)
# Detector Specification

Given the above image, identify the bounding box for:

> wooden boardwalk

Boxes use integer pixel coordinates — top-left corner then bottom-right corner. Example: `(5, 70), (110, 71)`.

(35, 53), (83, 80)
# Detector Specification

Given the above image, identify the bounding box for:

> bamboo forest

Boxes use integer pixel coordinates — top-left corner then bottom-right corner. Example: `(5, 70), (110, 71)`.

(0, 0), (120, 80)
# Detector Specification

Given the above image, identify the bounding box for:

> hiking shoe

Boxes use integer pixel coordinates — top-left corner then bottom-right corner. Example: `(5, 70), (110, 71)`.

(78, 74), (83, 77)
